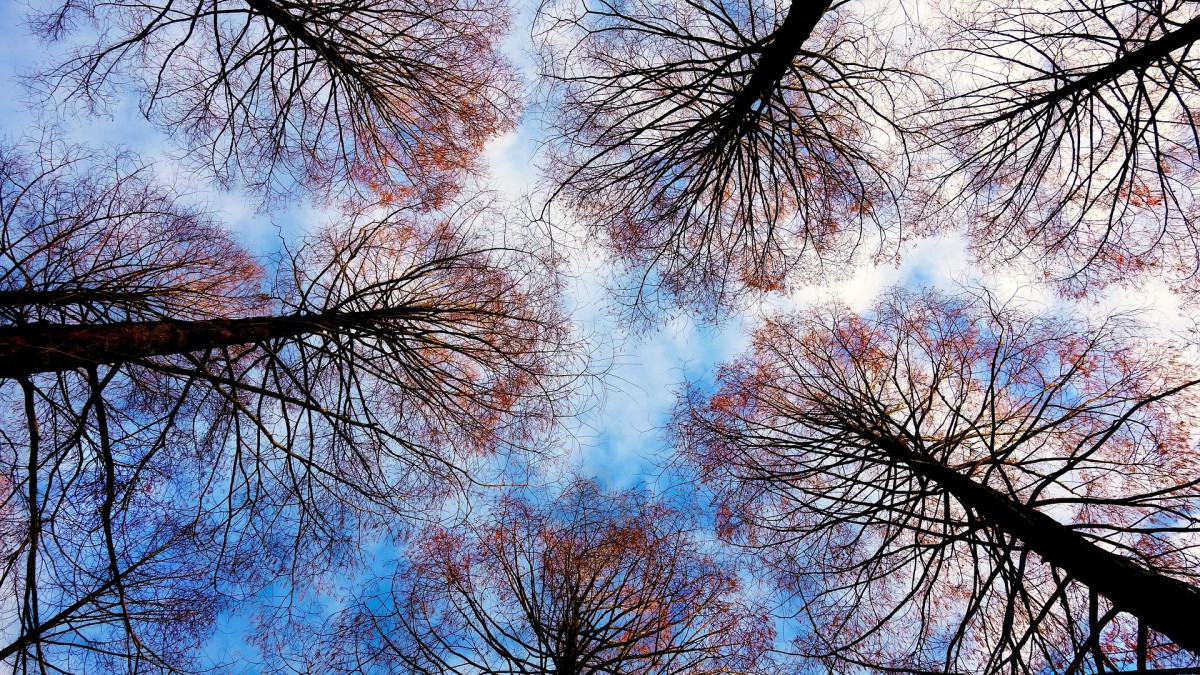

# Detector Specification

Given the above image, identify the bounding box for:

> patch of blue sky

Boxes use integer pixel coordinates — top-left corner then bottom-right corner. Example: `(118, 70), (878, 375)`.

(489, 74), (987, 497)
(573, 312), (755, 487)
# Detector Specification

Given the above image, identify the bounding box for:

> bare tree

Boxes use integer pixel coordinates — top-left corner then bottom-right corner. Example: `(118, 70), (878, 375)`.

(535, 0), (913, 315)
(0, 141), (579, 672)
(924, 0), (1200, 295)
(29, 0), (520, 205)
(312, 477), (774, 674)
(677, 287), (1200, 673)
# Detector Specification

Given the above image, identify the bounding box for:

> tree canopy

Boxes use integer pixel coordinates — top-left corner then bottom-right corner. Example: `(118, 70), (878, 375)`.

(314, 479), (773, 674)
(678, 289), (1200, 672)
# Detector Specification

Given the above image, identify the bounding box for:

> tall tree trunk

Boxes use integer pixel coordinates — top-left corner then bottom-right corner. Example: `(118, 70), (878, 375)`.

(0, 307), (430, 378)
(865, 430), (1200, 654)
(726, 0), (834, 123)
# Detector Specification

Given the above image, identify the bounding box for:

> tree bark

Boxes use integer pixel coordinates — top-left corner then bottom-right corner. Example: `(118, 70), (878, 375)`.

(0, 307), (427, 378)
(868, 431), (1200, 654)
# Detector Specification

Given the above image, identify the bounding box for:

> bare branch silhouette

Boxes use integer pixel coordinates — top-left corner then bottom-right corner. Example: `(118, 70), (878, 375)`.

(924, 0), (1200, 295)
(315, 478), (774, 674)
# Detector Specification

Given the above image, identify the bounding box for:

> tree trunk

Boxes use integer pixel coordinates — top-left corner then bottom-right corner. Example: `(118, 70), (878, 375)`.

(0, 307), (427, 378)
(241, 0), (370, 87)
(868, 431), (1200, 654)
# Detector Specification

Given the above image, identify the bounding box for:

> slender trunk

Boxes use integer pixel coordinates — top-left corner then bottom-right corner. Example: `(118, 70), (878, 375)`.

(869, 433), (1200, 654)
(1090, 591), (1106, 673)
(992, 14), (1200, 123)
(0, 306), (429, 378)
(19, 378), (41, 659)
(1138, 619), (1149, 671)
(88, 367), (143, 650)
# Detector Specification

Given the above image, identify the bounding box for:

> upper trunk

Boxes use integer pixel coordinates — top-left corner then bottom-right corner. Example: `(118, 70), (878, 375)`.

(241, 0), (370, 89)
(868, 431), (1200, 654)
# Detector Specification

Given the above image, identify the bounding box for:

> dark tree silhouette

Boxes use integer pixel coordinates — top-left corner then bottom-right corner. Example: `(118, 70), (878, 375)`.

(13, 0), (1200, 670)
(925, 0), (1200, 295)
(30, 0), (520, 205)
(0, 142), (578, 672)
(535, 0), (912, 314)
(314, 478), (774, 674)
(677, 288), (1200, 673)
